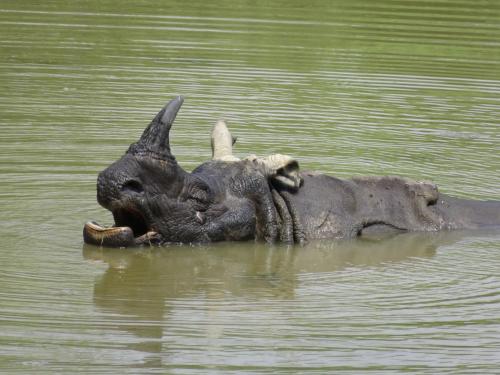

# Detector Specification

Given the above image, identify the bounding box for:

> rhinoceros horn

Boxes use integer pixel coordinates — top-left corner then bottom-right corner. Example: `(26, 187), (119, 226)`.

(128, 96), (184, 160)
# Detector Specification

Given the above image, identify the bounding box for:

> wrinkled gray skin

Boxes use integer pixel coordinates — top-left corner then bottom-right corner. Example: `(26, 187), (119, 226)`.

(86, 96), (500, 247)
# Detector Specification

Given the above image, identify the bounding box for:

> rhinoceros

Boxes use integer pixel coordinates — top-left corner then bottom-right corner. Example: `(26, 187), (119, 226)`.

(83, 96), (500, 247)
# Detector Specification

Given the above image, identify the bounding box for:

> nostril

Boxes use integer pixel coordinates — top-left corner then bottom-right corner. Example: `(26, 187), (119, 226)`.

(122, 180), (144, 194)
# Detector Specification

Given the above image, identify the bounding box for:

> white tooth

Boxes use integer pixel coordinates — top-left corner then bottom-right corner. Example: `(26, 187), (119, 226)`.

(196, 211), (205, 224)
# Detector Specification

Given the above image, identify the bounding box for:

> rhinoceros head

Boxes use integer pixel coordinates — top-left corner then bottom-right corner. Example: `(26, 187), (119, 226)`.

(96, 97), (186, 212)
(86, 96), (260, 246)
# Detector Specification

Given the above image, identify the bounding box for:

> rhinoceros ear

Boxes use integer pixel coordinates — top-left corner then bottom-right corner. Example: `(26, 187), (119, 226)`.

(131, 96), (184, 159)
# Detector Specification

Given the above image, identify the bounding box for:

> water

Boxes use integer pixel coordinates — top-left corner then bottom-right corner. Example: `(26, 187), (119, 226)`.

(1, 0), (499, 373)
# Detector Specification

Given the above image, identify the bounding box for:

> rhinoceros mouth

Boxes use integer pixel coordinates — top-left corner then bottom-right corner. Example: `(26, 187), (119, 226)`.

(112, 207), (149, 237)
(83, 207), (159, 247)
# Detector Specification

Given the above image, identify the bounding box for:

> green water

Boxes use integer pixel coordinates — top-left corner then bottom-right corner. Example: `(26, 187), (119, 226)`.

(1, 1), (499, 373)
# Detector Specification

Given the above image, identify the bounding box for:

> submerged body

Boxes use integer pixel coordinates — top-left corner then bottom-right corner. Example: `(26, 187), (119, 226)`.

(280, 173), (500, 242)
(84, 97), (500, 247)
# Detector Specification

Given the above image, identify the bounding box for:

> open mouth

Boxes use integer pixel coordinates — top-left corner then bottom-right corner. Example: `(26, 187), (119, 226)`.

(83, 207), (159, 247)
(113, 207), (150, 237)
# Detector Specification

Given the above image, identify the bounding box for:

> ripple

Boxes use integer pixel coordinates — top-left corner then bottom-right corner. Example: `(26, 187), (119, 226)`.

(1, 0), (500, 373)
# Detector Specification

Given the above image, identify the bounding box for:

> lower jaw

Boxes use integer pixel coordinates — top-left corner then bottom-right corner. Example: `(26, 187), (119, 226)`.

(83, 221), (159, 247)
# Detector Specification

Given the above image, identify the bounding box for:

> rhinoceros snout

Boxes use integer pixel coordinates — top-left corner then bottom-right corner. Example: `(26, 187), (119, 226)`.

(97, 171), (145, 208)
(96, 171), (116, 209)
(96, 167), (133, 204)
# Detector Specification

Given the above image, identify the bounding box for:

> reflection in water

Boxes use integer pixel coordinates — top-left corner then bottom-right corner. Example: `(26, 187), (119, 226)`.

(82, 232), (458, 359)
(80, 230), (500, 371)
(2, 0), (500, 372)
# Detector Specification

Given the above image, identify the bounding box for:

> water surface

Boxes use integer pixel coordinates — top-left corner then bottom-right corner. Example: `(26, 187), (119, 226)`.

(1, 0), (499, 373)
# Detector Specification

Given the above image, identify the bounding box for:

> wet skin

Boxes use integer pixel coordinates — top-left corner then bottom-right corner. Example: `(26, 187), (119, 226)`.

(84, 97), (500, 247)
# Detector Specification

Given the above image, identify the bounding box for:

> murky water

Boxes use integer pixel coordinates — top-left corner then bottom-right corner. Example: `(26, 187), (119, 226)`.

(1, 1), (499, 373)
